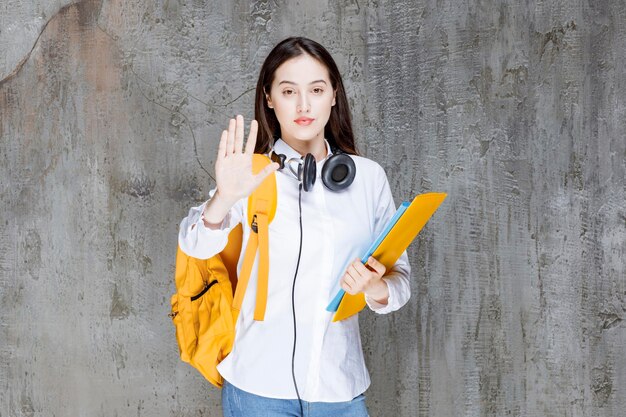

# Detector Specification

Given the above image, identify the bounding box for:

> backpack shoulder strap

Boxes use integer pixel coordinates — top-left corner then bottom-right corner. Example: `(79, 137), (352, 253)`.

(231, 154), (277, 321)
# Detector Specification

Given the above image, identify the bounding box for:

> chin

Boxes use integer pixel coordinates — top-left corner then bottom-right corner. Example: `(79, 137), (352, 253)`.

(284, 129), (324, 142)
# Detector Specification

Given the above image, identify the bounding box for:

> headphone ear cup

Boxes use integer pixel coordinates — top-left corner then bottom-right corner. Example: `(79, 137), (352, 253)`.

(321, 153), (356, 191)
(301, 153), (317, 192)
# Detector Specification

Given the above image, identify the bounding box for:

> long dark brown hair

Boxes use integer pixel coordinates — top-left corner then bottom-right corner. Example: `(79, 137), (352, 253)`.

(254, 37), (360, 156)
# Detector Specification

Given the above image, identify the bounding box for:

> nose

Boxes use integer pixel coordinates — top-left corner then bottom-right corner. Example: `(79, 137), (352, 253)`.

(297, 93), (310, 113)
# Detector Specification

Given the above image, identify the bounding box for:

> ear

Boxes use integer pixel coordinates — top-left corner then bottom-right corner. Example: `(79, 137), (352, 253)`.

(332, 90), (336, 107)
(266, 93), (273, 109)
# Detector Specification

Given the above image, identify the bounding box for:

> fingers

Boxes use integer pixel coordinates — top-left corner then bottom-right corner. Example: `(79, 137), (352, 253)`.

(244, 119), (258, 154)
(234, 115), (244, 153)
(340, 273), (356, 295)
(347, 262), (360, 278)
(253, 161), (280, 188)
(350, 256), (383, 276)
(227, 118), (236, 154)
(223, 116), (257, 156)
(340, 257), (386, 295)
(364, 256), (386, 276)
(262, 161), (280, 177)
(218, 129), (228, 159)
(340, 259), (361, 295)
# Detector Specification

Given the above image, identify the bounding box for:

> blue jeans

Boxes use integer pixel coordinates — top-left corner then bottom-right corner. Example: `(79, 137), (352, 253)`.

(221, 380), (370, 417)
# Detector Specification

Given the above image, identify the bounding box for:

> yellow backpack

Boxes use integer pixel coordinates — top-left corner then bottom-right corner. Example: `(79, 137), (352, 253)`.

(169, 154), (278, 388)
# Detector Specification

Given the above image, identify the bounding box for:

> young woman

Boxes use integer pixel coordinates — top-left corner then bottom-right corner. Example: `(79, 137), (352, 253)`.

(178, 37), (411, 417)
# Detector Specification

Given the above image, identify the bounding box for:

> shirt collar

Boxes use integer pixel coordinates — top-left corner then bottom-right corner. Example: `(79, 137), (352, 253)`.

(271, 137), (333, 164)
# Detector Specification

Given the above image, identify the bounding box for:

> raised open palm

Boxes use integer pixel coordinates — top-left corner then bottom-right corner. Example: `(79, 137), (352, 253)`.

(214, 115), (279, 204)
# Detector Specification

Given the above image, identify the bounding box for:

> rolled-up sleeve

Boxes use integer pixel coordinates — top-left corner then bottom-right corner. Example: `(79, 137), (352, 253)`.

(365, 165), (412, 314)
(178, 187), (244, 260)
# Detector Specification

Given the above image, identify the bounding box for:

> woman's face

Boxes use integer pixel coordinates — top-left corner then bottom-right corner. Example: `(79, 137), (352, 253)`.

(266, 53), (336, 146)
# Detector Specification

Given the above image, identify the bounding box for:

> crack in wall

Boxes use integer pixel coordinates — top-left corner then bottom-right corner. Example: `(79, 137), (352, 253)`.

(0, 0), (255, 185)
(128, 61), (214, 182)
(0, 1), (92, 87)
(125, 56), (257, 185)
(92, 5), (256, 186)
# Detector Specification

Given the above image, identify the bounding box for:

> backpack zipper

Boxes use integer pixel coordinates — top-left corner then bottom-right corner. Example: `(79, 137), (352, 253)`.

(169, 279), (219, 318)
(191, 279), (219, 301)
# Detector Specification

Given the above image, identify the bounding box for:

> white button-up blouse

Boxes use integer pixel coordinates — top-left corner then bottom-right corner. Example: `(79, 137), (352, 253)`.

(178, 138), (411, 402)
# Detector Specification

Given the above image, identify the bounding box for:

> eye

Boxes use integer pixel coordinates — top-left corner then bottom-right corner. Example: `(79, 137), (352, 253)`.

(312, 87), (324, 94)
(282, 89), (295, 96)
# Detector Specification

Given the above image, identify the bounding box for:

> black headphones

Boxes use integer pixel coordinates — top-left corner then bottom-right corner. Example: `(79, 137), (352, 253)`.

(268, 142), (356, 192)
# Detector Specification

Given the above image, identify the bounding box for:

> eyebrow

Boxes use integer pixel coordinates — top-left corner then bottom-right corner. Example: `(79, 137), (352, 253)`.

(278, 80), (328, 86)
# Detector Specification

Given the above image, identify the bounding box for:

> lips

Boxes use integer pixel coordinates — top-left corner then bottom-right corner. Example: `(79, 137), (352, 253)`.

(294, 117), (315, 126)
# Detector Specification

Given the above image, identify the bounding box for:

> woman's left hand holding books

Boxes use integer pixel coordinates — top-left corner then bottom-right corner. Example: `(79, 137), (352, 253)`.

(339, 256), (389, 305)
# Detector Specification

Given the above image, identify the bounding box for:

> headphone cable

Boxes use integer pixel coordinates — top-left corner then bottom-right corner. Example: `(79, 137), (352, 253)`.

(291, 182), (304, 416)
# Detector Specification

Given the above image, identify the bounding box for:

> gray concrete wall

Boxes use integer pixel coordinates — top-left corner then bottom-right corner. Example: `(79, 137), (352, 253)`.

(1, 0), (624, 416)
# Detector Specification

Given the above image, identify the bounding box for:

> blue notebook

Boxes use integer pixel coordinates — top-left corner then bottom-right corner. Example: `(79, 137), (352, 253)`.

(326, 201), (411, 312)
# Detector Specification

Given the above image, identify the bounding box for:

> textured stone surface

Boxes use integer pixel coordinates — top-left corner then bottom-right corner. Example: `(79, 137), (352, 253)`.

(1, 0), (625, 416)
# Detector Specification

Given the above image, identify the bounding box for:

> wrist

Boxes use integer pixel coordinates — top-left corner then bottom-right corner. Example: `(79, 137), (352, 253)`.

(213, 188), (239, 207)
(201, 203), (224, 229)
(201, 190), (236, 227)
(364, 279), (389, 304)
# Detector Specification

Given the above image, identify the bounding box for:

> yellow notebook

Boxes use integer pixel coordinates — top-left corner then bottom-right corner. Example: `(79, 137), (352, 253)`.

(331, 192), (447, 322)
